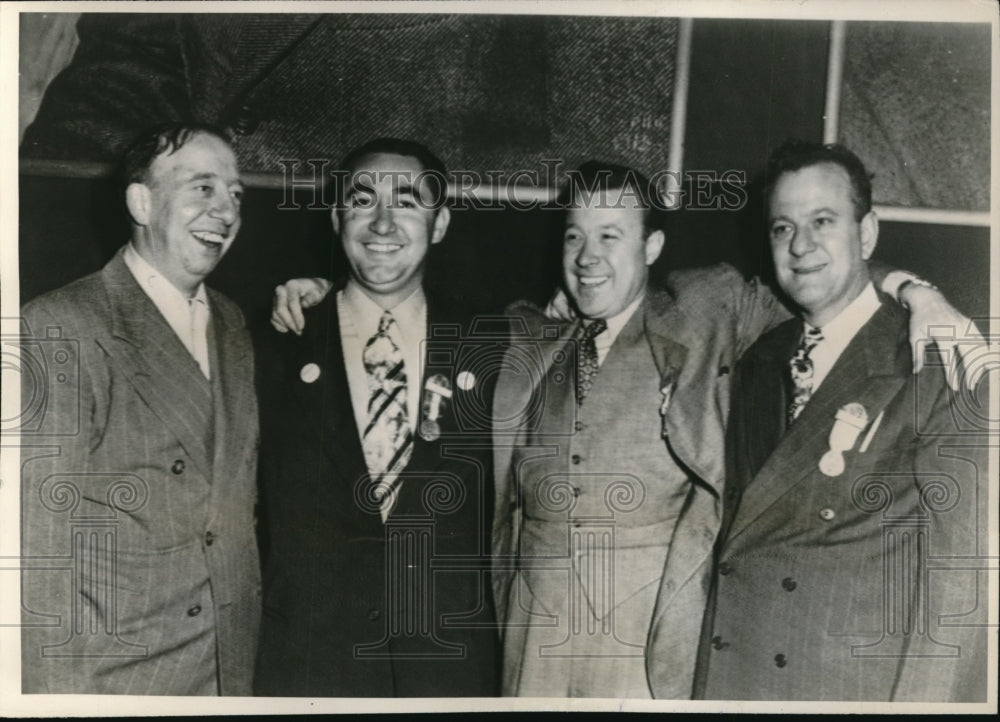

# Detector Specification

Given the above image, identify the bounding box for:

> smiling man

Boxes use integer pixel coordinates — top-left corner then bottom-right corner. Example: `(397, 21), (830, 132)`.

(696, 141), (987, 701)
(252, 137), (499, 697)
(266, 155), (981, 699)
(20, 124), (260, 694)
(489, 160), (791, 698)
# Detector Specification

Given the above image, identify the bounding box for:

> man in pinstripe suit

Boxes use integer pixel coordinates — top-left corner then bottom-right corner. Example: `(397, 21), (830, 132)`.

(697, 142), (987, 701)
(20, 124), (260, 695)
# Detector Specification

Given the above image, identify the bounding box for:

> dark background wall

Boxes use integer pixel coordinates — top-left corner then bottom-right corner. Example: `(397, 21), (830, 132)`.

(18, 17), (991, 330)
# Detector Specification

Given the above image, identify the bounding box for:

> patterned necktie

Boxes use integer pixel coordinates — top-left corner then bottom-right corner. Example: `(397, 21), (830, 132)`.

(576, 319), (608, 405)
(787, 325), (824, 424)
(362, 312), (412, 509)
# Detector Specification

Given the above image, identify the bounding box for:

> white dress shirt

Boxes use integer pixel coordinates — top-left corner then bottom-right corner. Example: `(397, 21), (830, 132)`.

(594, 293), (645, 366)
(338, 282), (426, 521)
(808, 282), (881, 393)
(123, 243), (211, 378)
(337, 281), (426, 446)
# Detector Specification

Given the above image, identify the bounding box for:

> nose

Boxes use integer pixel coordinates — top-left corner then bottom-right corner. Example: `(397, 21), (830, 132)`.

(369, 201), (396, 235)
(210, 191), (239, 226)
(575, 237), (601, 268)
(789, 226), (816, 258)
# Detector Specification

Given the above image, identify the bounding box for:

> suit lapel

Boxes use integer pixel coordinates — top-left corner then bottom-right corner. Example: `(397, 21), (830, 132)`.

(402, 296), (446, 490)
(207, 290), (256, 490)
(100, 251), (215, 479)
(743, 321), (800, 483)
(497, 305), (581, 444)
(391, 294), (497, 514)
(726, 302), (910, 545)
(644, 288), (716, 483)
(308, 298), (370, 489)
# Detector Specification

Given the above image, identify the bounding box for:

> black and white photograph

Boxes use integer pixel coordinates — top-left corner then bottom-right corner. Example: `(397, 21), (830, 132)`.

(1, 0), (996, 715)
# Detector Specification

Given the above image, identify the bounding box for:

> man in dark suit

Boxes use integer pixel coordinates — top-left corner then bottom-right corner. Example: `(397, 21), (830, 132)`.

(253, 138), (499, 697)
(697, 141), (988, 701)
(20, 124), (260, 694)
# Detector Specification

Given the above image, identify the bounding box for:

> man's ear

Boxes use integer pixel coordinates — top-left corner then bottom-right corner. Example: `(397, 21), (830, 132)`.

(430, 206), (451, 246)
(125, 183), (151, 226)
(860, 210), (879, 261)
(644, 229), (665, 266)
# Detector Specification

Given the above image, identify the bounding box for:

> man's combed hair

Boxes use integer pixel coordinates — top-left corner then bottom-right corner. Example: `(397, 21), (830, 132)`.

(337, 137), (449, 211)
(764, 140), (874, 221)
(557, 160), (663, 237)
(121, 123), (232, 186)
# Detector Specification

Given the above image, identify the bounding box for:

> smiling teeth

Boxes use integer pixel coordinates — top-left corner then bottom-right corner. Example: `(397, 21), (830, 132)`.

(578, 276), (608, 286)
(366, 243), (402, 253)
(192, 231), (225, 244)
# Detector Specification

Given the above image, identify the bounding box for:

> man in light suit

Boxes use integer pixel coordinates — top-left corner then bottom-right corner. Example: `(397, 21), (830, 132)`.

(697, 141), (988, 701)
(489, 161), (792, 698)
(253, 138), (499, 697)
(20, 124), (260, 694)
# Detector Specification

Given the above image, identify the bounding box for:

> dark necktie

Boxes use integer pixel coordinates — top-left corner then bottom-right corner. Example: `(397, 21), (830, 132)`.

(576, 319), (608, 405)
(362, 312), (412, 510)
(787, 325), (824, 424)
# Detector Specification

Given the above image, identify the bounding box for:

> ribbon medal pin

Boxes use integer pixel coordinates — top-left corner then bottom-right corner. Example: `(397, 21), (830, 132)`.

(819, 402), (869, 477)
(658, 374), (676, 439)
(421, 373), (453, 441)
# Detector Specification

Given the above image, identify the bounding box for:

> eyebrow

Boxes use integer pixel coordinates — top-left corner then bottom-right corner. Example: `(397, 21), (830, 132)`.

(183, 171), (242, 188)
(344, 182), (419, 202)
(179, 171), (221, 185)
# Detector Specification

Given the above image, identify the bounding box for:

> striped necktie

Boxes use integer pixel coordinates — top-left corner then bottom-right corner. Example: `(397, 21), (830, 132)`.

(362, 311), (412, 513)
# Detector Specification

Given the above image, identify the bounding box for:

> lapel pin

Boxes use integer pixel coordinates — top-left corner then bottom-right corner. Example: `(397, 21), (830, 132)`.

(421, 374), (452, 441)
(658, 372), (677, 438)
(858, 410), (885, 453)
(300, 363), (321, 383)
(819, 402), (868, 477)
(457, 370), (476, 391)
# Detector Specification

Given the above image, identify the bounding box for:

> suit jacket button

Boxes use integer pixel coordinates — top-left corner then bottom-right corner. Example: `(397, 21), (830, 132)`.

(711, 635), (728, 650)
(819, 508), (836, 521)
(171, 459), (185, 474)
(204, 531), (215, 547)
(718, 561), (732, 575)
(187, 605), (202, 617)
(368, 609), (381, 621)
(571, 454), (582, 465)
(774, 653), (787, 668)
(782, 577), (797, 591)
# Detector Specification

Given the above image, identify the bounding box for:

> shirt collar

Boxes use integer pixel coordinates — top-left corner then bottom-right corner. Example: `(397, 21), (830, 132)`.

(600, 291), (645, 345)
(810, 282), (880, 345)
(343, 280), (426, 342)
(123, 242), (208, 305)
